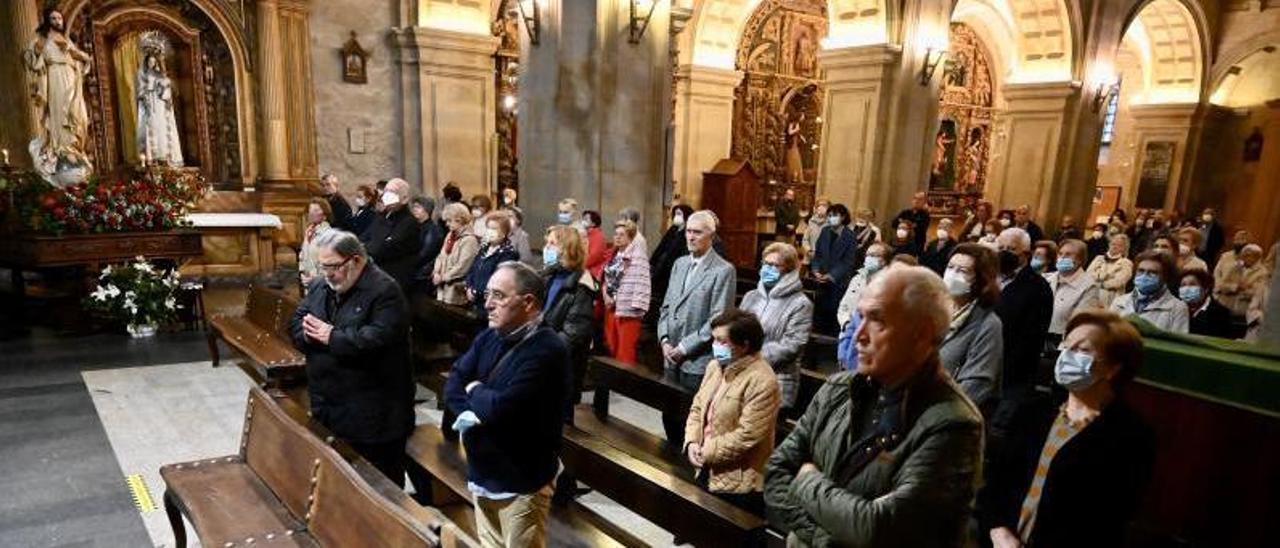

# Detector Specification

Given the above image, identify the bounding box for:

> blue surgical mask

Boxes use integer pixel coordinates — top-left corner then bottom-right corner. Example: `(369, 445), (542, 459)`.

(557, 212), (572, 224)
(1030, 256), (1045, 272)
(1056, 257), (1076, 273)
(760, 264), (781, 286)
(1054, 349), (1098, 391)
(542, 246), (559, 267)
(827, 215), (841, 227)
(864, 256), (884, 273)
(1134, 272), (1162, 296)
(712, 342), (733, 363)
(1179, 285), (1203, 303)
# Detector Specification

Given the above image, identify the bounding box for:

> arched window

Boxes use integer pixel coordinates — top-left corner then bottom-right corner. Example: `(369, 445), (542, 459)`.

(1100, 91), (1120, 146)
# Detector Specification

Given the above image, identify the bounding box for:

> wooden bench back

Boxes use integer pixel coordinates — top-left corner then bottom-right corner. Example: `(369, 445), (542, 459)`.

(240, 387), (438, 546)
(244, 285), (299, 338)
(241, 386), (331, 520)
(309, 452), (438, 546)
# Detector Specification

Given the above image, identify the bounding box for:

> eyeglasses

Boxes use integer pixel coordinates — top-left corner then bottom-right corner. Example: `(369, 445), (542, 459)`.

(318, 256), (352, 273)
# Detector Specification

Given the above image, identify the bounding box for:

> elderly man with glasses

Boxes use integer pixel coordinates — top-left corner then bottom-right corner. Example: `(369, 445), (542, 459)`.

(445, 261), (572, 548)
(289, 229), (414, 485)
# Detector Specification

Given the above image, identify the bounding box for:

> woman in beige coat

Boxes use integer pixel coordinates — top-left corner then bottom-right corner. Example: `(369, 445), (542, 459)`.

(432, 203), (480, 305)
(1088, 233), (1134, 308)
(683, 309), (781, 515)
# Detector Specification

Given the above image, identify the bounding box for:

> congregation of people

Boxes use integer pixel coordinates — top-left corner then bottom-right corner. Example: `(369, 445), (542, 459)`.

(292, 174), (1279, 547)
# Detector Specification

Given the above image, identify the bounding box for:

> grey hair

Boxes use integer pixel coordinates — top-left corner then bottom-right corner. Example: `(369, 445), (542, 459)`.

(313, 229), (367, 259)
(497, 261), (546, 306)
(997, 227), (1031, 252)
(1243, 243), (1263, 255)
(410, 195), (437, 214)
(385, 177), (411, 197)
(866, 264), (953, 343)
(688, 210), (719, 232)
(1111, 233), (1130, 254)
(619, 207), (641, 224)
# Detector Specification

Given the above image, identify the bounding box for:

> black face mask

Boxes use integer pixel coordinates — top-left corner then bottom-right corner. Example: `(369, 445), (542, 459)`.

(998, 250), (1021, 275)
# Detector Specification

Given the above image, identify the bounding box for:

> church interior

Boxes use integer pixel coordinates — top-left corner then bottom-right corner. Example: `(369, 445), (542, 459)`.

(1, 0), (1278, 547)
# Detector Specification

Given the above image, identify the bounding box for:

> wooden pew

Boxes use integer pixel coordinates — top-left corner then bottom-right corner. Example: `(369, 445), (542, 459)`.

(161, 386), (477, 548)
(560, 424), (768, 547)
(207, 285), (305, 387)
(590, 355), (694, 421)
(405, 424), (648, 548)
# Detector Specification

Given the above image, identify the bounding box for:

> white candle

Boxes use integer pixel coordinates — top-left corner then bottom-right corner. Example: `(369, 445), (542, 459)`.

(1, 148), (8, 165)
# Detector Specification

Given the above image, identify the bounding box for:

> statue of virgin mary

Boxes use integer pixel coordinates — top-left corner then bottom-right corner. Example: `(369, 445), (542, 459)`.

(135, 32), (183, 166)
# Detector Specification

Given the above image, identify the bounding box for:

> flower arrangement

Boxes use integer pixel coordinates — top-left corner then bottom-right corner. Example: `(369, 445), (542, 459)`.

(85, 256), (181, 330)
(3, 166), (208, 235)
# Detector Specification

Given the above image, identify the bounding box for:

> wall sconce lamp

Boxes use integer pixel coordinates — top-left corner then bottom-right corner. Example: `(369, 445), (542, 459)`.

(1093, 77), (1121, 113)
(918, 47), (947, 86)
(517, 0), (541, 46)
(629, 0), (658, 44)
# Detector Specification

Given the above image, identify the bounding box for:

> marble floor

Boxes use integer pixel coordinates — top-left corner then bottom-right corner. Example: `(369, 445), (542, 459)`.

(4, 321), (687, 547)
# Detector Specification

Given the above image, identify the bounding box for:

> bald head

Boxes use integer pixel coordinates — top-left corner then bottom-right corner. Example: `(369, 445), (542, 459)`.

(854, 265), (952, 386)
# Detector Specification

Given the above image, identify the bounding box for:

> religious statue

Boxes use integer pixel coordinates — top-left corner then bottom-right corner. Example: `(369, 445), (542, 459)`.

(785, 114), (807, 184)
(23, 8), (93, 186)
(135, 32), (184, 167)
(960, 127), (985, 193)
(929, 121), (957, 190)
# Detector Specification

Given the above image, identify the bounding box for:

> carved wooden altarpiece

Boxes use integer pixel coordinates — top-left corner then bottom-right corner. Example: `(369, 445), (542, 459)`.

(928, 22), (998, 216)
(731, 0), (827, 211)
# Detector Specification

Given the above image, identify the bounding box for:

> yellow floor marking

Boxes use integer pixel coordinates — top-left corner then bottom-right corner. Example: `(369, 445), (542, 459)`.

(126, 474), (158, 513)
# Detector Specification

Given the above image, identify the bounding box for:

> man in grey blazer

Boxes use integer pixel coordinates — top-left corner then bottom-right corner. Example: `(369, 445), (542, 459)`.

(658, 210), (736, 448)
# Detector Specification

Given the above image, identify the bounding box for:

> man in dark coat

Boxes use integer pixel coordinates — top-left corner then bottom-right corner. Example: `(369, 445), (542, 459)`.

(362, 177), (422, 293)
(1196, 207), (1225, 263)
(1014, 204), (1046, 245)
(765, 265), (983, 547)
(774, 188), (801, 242)
(919, 217), (958, 275)
(445, 262), (570, 546)
(290, 229), (414, 483)
(321, 173), (353, 231)
(892, 191), (932, 251)
(991, 227), (1053, 434)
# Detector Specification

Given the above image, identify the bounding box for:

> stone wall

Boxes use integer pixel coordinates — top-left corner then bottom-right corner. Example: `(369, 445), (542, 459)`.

(309, 0), (401, 193)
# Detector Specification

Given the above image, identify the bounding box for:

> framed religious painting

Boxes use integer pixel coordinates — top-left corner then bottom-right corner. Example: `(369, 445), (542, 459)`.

(341, 31), (369, 84)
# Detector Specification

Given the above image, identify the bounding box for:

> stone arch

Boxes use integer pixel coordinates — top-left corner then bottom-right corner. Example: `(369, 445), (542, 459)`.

(826, 0), (891, 47)
(1209, 29), (1280, 94)
(950, 0), (1076, 84)
(1119, 0), (1210, 104)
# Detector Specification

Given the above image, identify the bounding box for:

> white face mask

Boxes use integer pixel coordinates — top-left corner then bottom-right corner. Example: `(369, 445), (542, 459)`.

(936, 229), (949, 240)
(1201, 214), (1213, 223)
(472, 207), (485, 218)
(672, 213), (684, 226)
(896, 228), (909, 240)
(356, 197), (368, 208)
(999, 218), (1011, 228)
(485, 229), (501, 244)
(381, 191), (399, 206)
(943, 268), (971, 296)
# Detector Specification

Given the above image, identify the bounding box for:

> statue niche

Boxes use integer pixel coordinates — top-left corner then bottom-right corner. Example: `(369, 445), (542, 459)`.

(67, 0), (243, 187)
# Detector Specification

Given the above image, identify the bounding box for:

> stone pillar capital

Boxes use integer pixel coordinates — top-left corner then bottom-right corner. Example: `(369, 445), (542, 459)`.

(392, 26), (499, 71)
(1001, 81), (1079, 112)
(816, 43), (902, 70)
(675, 64), (743, 95)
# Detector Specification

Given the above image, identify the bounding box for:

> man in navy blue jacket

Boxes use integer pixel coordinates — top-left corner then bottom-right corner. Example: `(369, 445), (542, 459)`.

(445, 261), (570, 547)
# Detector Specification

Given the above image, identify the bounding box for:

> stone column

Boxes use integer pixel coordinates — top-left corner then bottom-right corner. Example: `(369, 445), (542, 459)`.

(393, 27), (498, 199)
(256, 0), (290, 184)
(1, 0), (39, 166)
(815, 44), (900, 212)
(985, 82), (1078, 222)
(1125, 103), (1204, 212)
(519, 0), (671, 244)
(672, 65), (740, 208)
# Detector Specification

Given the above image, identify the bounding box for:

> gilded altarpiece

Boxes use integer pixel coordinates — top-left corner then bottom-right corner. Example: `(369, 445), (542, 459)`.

(928, 23), (997, 215)
(731, 0), (826, 209)
(493, 6), (521, 197)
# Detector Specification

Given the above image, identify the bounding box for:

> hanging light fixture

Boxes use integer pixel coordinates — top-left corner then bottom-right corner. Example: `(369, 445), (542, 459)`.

(918, 47), (947, 86)
(629, 0), (658, 44)
(517, 0), (541, 46)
